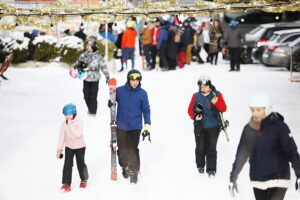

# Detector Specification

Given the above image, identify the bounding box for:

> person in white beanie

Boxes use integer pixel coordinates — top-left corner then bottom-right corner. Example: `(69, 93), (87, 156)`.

(229, 92), (300, 200)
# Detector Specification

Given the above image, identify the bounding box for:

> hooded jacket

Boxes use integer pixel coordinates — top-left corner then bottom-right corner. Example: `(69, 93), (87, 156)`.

(230, 113), (300, 189)
(73, 51), (110, 82)
(116, 82), (151, 131)
(57, 115), (86, 150)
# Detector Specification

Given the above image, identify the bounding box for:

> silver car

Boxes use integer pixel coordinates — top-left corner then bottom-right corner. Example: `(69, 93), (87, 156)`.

(262, 35), (300, 69)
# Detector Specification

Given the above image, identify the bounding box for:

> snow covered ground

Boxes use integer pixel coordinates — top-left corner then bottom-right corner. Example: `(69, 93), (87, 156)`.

(0, 57), (299, 200)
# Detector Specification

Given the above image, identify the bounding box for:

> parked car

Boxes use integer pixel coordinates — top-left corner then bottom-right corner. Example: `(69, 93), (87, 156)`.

(262, 35), (300, 71)
(245, 22), (300, 61)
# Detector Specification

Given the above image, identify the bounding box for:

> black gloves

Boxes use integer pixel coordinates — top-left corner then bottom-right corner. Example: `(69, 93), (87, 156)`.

(142, 130), (151, 142)
(108, 99), (115, 108)
(106, 77), (110, 84)
(229, 181), (238, 197)
(296, 177), (300, 190)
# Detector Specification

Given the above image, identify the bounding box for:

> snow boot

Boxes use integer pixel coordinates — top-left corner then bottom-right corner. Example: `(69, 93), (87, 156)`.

(122, 167), (129, 179)
(208, 171), (216, 178)
(80, 180), (87, 188)
(61, 184), (71, 192)
(198, 167), (204, 174)
(129, 170), (138, 184)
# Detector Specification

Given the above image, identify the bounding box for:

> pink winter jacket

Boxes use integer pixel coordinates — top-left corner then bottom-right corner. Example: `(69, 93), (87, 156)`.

(57, 115), (86, 150)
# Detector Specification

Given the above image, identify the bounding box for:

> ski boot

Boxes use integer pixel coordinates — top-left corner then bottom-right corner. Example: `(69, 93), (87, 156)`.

(207, 171), (216, 178)
(197, 167), (204, 174)
(61, 184), (71, 192)
(80, 180), (87, 188)
(122, 167), (129, 179)
(129, 170), (138, 184)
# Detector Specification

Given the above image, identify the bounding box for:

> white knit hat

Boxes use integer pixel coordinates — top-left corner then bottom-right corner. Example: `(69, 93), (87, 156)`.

(249, 92), (273, 116)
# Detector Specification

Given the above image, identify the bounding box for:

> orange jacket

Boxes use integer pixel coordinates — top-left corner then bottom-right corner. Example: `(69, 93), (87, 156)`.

(121, 28), (137, 48)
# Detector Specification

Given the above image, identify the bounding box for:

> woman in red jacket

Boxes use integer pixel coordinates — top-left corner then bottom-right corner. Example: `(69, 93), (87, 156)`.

(188, 75), (227, 177)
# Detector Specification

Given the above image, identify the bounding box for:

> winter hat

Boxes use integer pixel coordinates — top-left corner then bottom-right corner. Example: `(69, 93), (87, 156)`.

(63, 103), (77, 115)
(197, 75), (211, 87)
(127, 21), (134, 28)
(127, 69), (142, 82)
(249, 92), (273, 116)
(229, 19), (238, 28)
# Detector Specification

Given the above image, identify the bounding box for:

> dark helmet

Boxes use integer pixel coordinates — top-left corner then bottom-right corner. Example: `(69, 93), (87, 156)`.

(86, 38), (98, 52)
(62, 103), (77, 115)
(127, 69), (142, 82)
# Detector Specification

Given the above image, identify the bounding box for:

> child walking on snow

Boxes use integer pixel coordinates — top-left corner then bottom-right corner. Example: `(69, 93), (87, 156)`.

(56, 103), (89, 192)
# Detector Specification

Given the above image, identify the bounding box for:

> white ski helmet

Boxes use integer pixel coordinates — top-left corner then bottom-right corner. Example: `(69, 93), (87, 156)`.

(249, 92), (273, 116)
(197, 75), (211, 86)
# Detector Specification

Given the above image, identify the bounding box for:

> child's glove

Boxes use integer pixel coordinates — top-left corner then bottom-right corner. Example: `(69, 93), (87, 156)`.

(56, 149), (63, 159)
(142, 124), (151, 142)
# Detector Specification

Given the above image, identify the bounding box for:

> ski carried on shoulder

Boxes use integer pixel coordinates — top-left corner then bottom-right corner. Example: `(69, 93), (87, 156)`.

(108, 78), (118, 181)
(212, 91), (230, 142)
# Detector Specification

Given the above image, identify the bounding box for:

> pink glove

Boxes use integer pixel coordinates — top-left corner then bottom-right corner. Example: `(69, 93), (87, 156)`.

(56, 149), (62, 159)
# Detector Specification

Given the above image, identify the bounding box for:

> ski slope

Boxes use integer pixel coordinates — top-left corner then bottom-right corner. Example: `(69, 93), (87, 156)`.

(0, 58), (299, 200)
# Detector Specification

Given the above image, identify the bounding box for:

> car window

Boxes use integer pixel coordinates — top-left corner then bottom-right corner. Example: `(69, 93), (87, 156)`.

(283, 34), (300, 43)
(269, 34), (280, 42)
(248, 26), (263, 34)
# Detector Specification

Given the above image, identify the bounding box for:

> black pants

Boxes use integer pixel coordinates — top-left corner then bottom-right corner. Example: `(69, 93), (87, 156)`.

(209, 52), (219, 65)
(253, 187), (287, 200)
(204, 43), (210, 62)
(116, 129), (141, 172)
(62, 147), (89, 185)
(194, 124), (220, 172)
(83, 81), (99, 114)
(150, 45), (158, 69)
(159, 47), (169, 70)
(143, 44), (152, 68)
(229, 47), (241, 70)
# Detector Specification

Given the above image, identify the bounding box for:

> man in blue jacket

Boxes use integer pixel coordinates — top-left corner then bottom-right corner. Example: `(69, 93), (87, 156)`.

(115, 69), (151, 184)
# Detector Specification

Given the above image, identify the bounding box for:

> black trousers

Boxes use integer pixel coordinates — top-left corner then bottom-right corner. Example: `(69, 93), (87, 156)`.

(62, 147), (89, 185)
(229, 47), (241, 70)
(159, 47), (169, 69)
(253, 187), (287, 200)
(83, 81), (99, 114)
(194, 124), (220, 172)
(143, 44), (152, 68)
(209, 52), (219, 65)
(116, 129), (141, 173)
(150, 45), (158, 69)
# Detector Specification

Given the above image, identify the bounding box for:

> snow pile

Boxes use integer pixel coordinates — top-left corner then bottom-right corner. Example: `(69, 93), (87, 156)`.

(32, 35), (57, 45)
(0, 35), (30, 53)
(56, 36), (84, 53)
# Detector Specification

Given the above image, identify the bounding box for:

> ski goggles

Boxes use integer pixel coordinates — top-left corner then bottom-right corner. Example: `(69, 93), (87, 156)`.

(198, 80), (211, 86)
(129, 73), (141, 80)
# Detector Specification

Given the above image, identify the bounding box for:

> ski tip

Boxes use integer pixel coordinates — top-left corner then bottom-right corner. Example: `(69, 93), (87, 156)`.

(108, 78), (117, 86)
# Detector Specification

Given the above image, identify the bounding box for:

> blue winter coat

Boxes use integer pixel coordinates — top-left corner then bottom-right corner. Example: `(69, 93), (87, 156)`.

(158, 27), (168, 49)
(116, 82), (151, 131)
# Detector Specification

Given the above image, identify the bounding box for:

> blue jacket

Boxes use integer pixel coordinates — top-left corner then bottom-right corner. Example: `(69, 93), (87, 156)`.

(158, 27), (168, 49)
(193, 91), (222, 128)
(116, 82), (151, 131)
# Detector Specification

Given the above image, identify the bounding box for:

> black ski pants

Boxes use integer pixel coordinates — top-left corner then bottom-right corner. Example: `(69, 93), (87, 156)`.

(194, 124), (220, 172)
(229, 47), (241, 70)
(150, 45), (158, 69)
(143, 44), (152, 69)
(253, 187), (287, 200)
(83, 80), (99, 115)
(116, 129), (141, 173)
(62, 147), (89, 185)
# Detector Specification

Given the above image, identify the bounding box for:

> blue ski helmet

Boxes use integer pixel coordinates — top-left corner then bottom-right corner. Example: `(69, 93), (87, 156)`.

(229, 19), (238, 28)
(62, 103), (77, 115)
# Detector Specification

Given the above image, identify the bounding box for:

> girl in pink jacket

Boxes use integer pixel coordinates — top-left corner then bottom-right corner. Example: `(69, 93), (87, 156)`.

(56, 103), (89, 192)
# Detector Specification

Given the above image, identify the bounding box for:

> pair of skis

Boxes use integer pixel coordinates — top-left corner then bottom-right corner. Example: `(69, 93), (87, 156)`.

(108, 78), (118, 181)
(212, 91), (230, 142)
